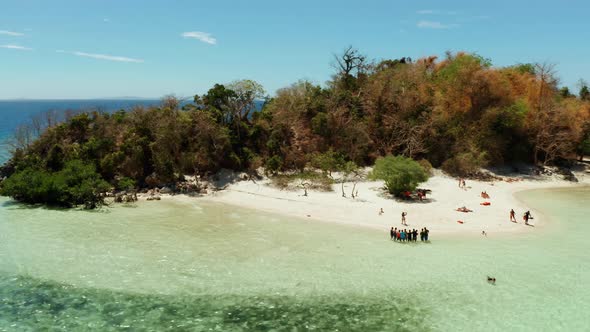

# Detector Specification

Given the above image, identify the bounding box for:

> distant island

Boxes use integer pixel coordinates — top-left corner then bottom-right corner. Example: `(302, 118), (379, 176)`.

(1, 50), (589, 208)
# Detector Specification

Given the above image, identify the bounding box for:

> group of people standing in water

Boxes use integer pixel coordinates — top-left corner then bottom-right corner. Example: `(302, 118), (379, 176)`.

(389, 227), (430, 242)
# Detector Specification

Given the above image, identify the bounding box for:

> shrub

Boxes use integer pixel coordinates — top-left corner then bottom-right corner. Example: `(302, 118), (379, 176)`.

(0, 160), (110, 209)
(368, 156), (428, 196)
(309, 149), (345, 176)
(270, 171), (334, 192)
(441, 150), (488, 177)
(265, 155), (283, 174)
(417, 159), (433, 175)
(117, 177), (136, 191)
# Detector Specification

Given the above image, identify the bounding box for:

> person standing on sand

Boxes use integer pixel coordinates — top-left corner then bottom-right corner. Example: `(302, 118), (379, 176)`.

(401, 212), (407, 225)
(524, 211), (532, 225)
(510, 209), (516, 222)
(462, 179), (466, 189)
(459, 178), (463, 188)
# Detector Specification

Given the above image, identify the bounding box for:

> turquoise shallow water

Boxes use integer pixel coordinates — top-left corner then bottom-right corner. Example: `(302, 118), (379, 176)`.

(0, 187), (589, 331)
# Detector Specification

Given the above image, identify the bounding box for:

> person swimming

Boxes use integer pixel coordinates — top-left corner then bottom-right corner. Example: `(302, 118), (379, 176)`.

(487, 276), (496, 284)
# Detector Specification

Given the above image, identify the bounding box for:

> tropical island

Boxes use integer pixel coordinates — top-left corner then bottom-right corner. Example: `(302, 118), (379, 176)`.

(1, 50), (589, 232)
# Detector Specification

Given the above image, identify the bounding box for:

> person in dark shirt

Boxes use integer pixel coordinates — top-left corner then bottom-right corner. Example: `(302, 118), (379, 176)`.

(524, 211), (532, 225)
(390, 227), (395, 241)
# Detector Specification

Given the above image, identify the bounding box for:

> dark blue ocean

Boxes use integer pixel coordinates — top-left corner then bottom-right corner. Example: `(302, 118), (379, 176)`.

(0, 99), (160, 165)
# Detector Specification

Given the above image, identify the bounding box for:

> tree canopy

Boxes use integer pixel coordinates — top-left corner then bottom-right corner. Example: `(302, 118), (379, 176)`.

(2, 49), (590, 207)
(368, 156), (428, 196)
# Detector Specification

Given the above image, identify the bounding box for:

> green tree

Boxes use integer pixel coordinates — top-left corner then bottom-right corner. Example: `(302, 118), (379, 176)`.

(117, 177), (136, 191)
(0, 160), (110, 209)
(265, 155), (283, 175)
(197, 83), (236, 125)
(559, 87), (573, 98)
(580, 85), (590, 101)
(310, 149), (344, 176)
(368, 156), (428, 196)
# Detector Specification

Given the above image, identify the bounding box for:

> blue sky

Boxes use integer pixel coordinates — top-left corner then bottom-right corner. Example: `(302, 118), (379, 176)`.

(1, 0), (589, 99)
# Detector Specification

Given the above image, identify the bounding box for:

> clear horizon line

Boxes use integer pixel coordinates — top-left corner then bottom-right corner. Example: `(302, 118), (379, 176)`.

(0, 96), (164, 101)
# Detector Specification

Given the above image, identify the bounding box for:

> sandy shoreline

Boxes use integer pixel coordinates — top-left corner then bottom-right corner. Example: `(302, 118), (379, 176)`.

(151, 169), (589, 236)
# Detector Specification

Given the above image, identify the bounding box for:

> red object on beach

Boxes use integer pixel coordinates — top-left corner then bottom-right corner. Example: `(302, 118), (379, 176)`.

(480, 202), (491, 206)
(457, 220), (464, 224)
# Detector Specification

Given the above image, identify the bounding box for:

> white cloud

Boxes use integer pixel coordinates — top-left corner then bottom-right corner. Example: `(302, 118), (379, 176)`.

(58, 50), (144, 63)
(417, 20), (458, 29)
(417, 10), (434, 14)
(0, 44), (32, 51)
(182, 31), (216, 45)
(0, 30), (24, 36)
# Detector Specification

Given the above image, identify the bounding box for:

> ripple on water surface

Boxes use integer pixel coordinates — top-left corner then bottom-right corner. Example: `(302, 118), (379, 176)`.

(1, 188), (590, 331)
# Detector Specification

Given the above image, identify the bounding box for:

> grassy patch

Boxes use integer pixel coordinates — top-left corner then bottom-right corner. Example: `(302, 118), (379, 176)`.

(269, 171), (335, 192)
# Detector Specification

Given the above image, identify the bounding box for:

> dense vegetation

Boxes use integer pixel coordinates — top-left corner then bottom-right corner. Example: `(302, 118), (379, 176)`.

(1, 50), (590, 207)
(1, 160), (109, 208)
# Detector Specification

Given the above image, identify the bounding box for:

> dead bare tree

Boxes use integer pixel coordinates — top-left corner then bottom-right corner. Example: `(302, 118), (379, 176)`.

(10, 124), (33, 152)
(534, 62), (558, 113)
(161, 95), (181, 111)
(333, 46), (367, 77)
(529, 101), (578, 165)
(380, 115), (430, 158)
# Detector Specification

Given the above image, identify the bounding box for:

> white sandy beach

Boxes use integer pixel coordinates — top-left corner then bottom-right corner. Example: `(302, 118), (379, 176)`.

(158, 169), (590, 236)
